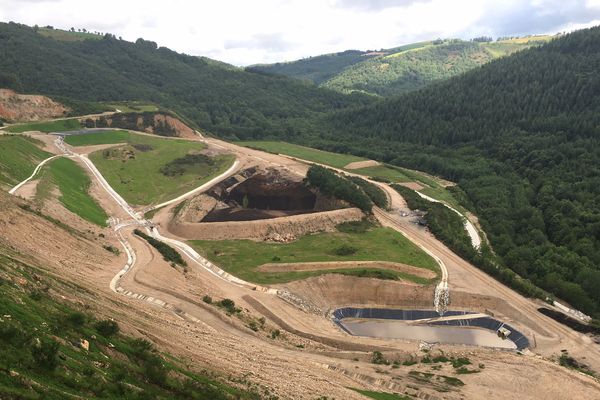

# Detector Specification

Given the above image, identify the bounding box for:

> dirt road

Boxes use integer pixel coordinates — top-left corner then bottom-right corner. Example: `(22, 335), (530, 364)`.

(8, 131), (600, 399)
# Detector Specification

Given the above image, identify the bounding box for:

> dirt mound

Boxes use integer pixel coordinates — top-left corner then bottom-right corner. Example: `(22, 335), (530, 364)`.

(0, 89), (69, 122)
(257, 261), (437, 279)
(168, 207), (364, 241)
(344, 160), (379, 169)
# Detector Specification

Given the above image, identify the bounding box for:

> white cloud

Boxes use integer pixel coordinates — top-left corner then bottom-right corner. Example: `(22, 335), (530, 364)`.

(0, 0), (599, 65)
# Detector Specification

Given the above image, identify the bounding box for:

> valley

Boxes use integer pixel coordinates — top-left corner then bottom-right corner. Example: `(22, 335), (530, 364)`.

(3, 110), (599, 398)
(1, 16), (600, 400)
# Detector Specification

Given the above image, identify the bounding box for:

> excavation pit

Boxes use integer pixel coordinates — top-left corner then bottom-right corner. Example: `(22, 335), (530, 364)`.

(201, 169), (337, 222)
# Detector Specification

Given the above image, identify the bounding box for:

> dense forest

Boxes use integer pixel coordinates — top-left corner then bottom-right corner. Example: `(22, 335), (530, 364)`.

(251, 38), (547, 96)
(321, 26), (600, 316)
(247, 50), (375, 85)
(0, 22), (371, 139)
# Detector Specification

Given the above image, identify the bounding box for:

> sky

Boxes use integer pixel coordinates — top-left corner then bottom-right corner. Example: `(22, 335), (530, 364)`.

(1, 0), (600, 66)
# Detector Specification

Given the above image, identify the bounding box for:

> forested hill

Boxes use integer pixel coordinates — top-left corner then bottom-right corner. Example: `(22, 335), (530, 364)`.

(0, 22), (371, 138)
(248, 49), (377, 85)
(323, 26), (600, 316)
(250, 37), (550, 96)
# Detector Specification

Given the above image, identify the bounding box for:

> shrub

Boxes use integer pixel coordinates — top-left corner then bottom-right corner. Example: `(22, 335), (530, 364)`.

(202, 295), (212, 304)
(270, 329), (281, 339)
(31, 339), (59, 370)
(371, 351), (389, 365)
(95, 320), (120, 337)
(348, 176), (389, 208)
(217, 298), (239, 314)
(134, 229), (187, 266)
(66, 312), (86, 327)
(334, 245), (358, 256)
(305, 165), (373, 212)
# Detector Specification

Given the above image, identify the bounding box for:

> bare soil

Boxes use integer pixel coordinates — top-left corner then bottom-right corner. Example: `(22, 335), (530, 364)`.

(0, 89), (69, 122)
(344, 160), (380, 169)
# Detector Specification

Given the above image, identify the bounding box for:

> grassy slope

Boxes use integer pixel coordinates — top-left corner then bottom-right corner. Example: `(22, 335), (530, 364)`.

(64, 130), (130, 146)
(5, 119), (81, 133)
(38, 27), (102, 42)
(69, 131), (233, 206)
(41, 157), (108, 226)
(351, 389), (411, 400)
(322, 39), (549, 96)
(238, 140), (365, 169)
(0, 251), (257, 399)
(189, 225), (439, 284)
(0, 136), (51, 187)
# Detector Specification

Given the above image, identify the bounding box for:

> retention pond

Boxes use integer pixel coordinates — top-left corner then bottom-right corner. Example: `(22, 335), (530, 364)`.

(333, 308), (529, 350)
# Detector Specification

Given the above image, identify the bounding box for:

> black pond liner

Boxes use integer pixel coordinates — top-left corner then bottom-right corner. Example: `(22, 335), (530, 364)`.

(332, 307), (529, 350)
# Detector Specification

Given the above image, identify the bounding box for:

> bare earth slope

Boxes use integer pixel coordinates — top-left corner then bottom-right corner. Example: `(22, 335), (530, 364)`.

(0, 89), (68, 122)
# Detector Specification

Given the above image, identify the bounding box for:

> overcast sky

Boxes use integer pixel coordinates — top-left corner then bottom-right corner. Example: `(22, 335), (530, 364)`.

(1, 0), (600, 65)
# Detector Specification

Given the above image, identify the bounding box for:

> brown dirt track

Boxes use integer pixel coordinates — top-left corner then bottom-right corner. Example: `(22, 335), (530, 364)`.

(3, 128), (599, 399)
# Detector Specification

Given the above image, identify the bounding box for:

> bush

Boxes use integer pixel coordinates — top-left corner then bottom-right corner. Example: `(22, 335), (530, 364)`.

(202, 295), (212, 304)
(95, 320), (119, 337)
(306, 165), (373, 212)
(31, 339), (59, 370)
(348, 176), (388, 208)
(134, 229), (187, 266)
(217, 298), (239, 314)
(66, 312), (86, 327)
(334, 245), (358, 256)
(371, 351), (389, 365)
(270, 329), (281, 339)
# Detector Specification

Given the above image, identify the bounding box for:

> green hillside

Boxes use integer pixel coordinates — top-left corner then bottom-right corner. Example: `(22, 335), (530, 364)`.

(251, 37), (552, 96)
(319, 27), (600, 316)
(248, 50), (376, 84)
(0, 243), (259, 399)
(0, 22), (371, 140)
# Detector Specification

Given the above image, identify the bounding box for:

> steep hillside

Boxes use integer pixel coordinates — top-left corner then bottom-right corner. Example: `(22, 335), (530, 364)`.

(248, 50), (378, 85)
(0, 22), (371, 139)
(251, 37), (551, 96)
(320, 26), (600, 315)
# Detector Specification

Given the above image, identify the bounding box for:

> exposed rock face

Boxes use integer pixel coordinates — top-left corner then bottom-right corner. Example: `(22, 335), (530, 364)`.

(0, 89), (69, 122)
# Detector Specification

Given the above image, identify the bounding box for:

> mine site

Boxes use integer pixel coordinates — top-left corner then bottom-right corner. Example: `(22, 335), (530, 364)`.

(1, 9), (600, 400)
(1, 98), (599, 399)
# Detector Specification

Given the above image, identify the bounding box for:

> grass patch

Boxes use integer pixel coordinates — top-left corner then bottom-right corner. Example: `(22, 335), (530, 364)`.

(5, 118), (81, 133)
(353, 165), (412, 183)
(237, 140), (365, 168)
(104, 101), (159, 113)
(67, 131), (234, 205)
(420, 186), (466, 213)
(42, 157), (108, 226)
(63, 130), (130, 146)
(38, 27), (102, 42)
(0, 135), (51, 187)
(189, 225), (439, 284)
(350, 388), (411, 400)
